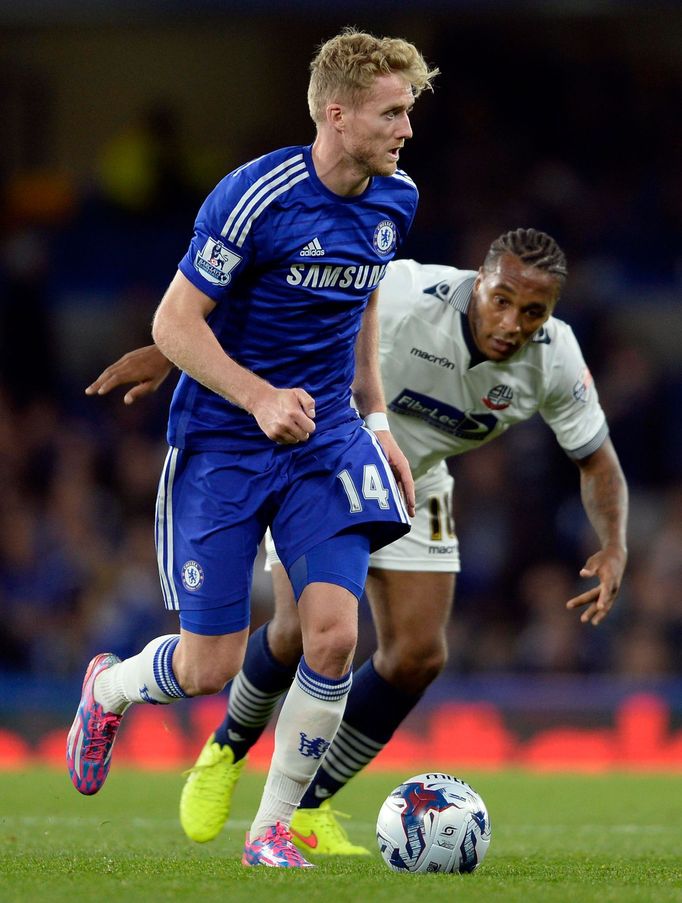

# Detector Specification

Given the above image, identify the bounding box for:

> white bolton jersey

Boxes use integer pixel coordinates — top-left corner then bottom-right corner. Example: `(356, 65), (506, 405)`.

(378, 259), (608, 480)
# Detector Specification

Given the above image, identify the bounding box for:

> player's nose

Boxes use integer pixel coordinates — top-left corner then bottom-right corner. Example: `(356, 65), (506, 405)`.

(397, 112), (413, 139)
(500, 308), (522, 333)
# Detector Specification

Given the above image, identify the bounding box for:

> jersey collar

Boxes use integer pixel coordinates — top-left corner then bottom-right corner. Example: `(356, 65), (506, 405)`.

(448, 275), (475, 314)
(456, 279), (488, 368)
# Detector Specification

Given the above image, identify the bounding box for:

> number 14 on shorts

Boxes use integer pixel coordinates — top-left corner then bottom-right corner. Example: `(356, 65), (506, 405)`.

(337, 465), (390, 512)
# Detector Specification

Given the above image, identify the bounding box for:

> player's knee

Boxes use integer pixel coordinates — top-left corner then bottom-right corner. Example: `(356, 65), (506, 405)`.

(415, 642), (448, 685)
(380, 637), (448, 692)
(305, 623), (357, 677)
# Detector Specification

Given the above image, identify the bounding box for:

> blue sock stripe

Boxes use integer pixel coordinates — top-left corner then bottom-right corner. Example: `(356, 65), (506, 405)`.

(324, 744), (367, 774)
(323, 724), (384, 774)
(228, 672), (283, 727)
(153, 636), (187, 699)
(327, 731), (380, 764)
(296, 657), (352, 702)
(336, 720), (384, 752)
(152, 637), (175, 697)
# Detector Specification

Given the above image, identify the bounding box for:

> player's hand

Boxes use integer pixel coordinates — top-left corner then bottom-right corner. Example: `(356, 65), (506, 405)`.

(565, 545), (627, 626)
(251, 386), (316, 444)
(374, 431), (416, 518)
(85, 345), (173, 405)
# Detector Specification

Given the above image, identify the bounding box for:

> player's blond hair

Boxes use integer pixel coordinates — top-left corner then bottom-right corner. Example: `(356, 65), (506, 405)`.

(308, 27), (439, 125)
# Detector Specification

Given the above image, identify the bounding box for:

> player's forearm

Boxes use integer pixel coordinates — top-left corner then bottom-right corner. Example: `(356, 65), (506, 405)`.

(352, 366), (386, 417)
(352, 289), (386, 416)
(152, 307), (269, 414)
(578, 438), (629, 554)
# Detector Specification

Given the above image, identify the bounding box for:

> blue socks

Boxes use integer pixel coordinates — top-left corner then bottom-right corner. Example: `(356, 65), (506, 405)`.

(213, 623), (295, 761)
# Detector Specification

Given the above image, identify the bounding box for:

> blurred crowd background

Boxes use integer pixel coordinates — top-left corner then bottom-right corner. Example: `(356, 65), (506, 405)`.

(0, 2), (680, 722)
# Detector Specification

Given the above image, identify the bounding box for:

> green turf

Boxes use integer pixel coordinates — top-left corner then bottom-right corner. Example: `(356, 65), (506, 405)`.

(1, 768), (681, 902)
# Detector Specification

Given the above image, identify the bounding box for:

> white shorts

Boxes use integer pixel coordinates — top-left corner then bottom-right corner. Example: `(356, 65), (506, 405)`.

(264, 460), (459, 574)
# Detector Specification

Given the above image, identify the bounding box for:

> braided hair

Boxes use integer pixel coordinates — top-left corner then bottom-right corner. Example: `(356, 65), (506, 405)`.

(483, 228), (568, 285)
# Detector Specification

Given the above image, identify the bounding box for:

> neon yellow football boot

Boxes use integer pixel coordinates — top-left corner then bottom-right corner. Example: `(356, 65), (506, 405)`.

(289, 799), (371, 856)
(180, 733), (246, 842)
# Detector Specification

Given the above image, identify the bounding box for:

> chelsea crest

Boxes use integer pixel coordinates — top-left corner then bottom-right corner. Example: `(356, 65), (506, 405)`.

(373, 220), (397, 256)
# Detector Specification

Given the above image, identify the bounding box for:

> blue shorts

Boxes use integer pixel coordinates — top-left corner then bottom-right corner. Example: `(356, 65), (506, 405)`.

(154, 417), (410, 635)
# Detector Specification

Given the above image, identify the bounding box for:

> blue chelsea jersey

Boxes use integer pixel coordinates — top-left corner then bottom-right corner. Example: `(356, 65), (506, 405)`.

(169, 144), (418, 450)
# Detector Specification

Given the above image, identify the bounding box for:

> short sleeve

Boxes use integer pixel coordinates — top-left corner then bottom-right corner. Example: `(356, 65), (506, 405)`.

(177, 173), (254, 302)
(377, 259), (421, 349)
(539, 323), (608, 459)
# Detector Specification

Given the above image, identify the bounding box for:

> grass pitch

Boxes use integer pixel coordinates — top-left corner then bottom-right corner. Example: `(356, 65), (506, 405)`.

(1, 768), (681, 902)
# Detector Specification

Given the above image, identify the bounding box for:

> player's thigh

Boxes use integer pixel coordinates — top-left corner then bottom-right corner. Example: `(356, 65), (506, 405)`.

(265, 533), (363, 666)
(268, 562), (304, 663)
(364, 463), (458, 649)
(271, 562), (298, 621)
(366, 568), (455, 651)
(264, 532), (302, 649)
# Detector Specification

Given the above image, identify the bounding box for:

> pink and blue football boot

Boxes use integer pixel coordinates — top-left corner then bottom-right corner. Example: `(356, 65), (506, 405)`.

(242, 823), (315, 868)
(66, 653), (123, 795)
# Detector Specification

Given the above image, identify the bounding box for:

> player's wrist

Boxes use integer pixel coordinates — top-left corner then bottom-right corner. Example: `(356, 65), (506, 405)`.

(364, 412), (390, 432)
(241, 374), (274, 415)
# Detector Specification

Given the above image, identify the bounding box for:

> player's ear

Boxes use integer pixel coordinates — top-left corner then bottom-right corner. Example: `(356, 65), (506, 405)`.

(326, 103), (345, 131)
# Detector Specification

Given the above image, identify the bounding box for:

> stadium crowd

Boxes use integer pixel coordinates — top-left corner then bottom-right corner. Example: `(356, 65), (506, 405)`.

(0, 12), (681, 694)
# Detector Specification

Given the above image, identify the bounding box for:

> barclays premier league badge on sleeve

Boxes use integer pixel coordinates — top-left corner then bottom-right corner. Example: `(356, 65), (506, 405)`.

(195, 237), (242, 285)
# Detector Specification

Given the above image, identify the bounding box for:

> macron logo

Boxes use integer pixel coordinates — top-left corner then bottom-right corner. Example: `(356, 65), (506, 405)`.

(300, 237), (325, 257)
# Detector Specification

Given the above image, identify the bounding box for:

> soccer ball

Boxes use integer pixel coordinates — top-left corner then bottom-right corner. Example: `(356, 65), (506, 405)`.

(376, 772), (491, 874)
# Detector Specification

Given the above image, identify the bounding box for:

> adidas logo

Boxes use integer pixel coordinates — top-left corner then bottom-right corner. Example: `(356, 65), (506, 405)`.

(300, 237), (325, 257)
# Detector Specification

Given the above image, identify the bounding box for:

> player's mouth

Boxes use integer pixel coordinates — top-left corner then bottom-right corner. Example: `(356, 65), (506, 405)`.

(388, 146), (402, 161)
(489, 337), (518, 356)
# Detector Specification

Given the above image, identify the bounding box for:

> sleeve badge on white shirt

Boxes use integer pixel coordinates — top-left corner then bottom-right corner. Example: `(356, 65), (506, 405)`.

(572, 367), (594, 403)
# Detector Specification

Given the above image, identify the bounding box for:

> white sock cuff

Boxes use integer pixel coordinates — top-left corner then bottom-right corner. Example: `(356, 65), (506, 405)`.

(115, 634), (187, 705)
(152, 635), (186, 699)
(296, 657), (352, 702)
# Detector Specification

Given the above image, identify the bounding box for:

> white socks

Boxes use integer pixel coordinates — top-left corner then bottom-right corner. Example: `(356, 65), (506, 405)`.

(94, 635), (187, 714)
(249, 657), (352, 838)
